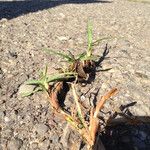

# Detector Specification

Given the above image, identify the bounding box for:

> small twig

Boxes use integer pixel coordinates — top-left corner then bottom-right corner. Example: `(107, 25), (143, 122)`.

(71, 83), (87, 128)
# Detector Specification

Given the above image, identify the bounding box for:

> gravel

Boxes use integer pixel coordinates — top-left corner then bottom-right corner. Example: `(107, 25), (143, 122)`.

(0, 0), (150, 149)
(34, 123), (49, 136)
(7, 138), (23, 150)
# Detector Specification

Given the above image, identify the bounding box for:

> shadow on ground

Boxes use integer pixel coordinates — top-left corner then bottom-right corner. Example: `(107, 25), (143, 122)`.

(0, 0), (112, 20)
(101, 116), (150, 150)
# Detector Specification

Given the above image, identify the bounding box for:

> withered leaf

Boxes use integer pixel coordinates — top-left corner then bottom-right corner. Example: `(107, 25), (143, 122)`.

(94, 88), (118, 118)
(48, 82), (64, 110)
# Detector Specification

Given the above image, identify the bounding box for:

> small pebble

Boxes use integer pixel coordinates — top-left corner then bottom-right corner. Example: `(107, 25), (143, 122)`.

(39, 139), (50, 150)
(7, 138), (23, 150)
(57, 36), (69, 41)
(35, 123), (48, 136)
(50, 133), (59, 143)
(18, 83), (35, 97)
(4, 117), (10, 123)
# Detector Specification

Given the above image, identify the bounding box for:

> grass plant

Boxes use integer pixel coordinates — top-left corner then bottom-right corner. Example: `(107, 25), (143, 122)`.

(43, 22), (110, 83)
(22, 23), (120, 149)
(22, 66), (76, 97)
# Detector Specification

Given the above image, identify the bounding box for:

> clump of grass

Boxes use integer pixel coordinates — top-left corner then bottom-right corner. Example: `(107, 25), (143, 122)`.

(22, 23), (121, 149)
(43, 22), (109, 83)
(22, 66), (76, 97)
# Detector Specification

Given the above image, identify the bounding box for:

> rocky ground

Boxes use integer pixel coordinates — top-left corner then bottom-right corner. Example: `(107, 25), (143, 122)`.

(0, 0), (150, 150)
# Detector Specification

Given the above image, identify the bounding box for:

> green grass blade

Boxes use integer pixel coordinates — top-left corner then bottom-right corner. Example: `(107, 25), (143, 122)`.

(25, 79), (41, 85)
(80, 55), (99, 61)
(92, 37), (112, 46)
(72, 84), (86, 127)
(26, 72), (76, 87)
(43, 49), (74, 62)
(21, 87), (42, 97)
(46, 72), (76, 83)
(76, 52), (86, 60)
(68, 50), (75, 60)
(21, 91), (34, 97)
(87, 21), (93, 56)
(43, 65), (48, 77)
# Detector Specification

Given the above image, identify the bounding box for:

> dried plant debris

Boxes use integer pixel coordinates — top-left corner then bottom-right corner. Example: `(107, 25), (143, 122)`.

(47, 82), (118, 149)
(23, 78), (118, 149)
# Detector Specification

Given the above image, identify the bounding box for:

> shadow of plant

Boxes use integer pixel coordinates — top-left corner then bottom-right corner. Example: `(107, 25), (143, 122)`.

(98, 101), (150, 150)
(85, 44), (111, 84)
(101, 119), (150, 150)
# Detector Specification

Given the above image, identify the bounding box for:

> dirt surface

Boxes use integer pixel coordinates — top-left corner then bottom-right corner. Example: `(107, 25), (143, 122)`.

(0, 0), (150, 150)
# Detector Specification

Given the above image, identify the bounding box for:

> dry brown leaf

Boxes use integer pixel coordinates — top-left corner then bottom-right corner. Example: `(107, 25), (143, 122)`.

(49, 90), (60, 110)
(86, 88), (118, 146)
(89, 108), (99, 145)
(70, 61), (87, 80)
(94, 88), (118, 118)
(79, 128), (93, 146)
(77, 63), (87, 79)
(48, 82), (64, 110)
